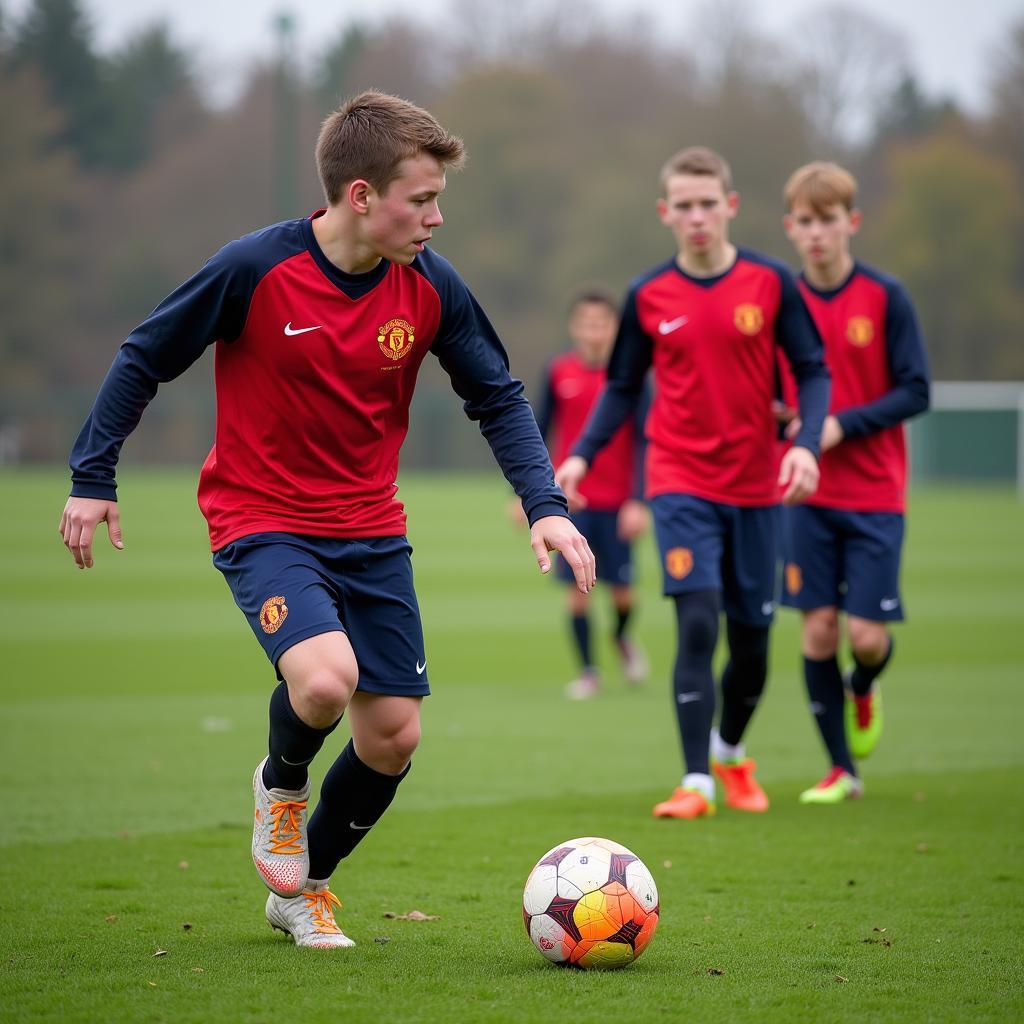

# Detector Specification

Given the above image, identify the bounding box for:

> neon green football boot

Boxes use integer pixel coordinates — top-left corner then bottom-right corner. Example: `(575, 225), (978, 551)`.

(846, 688), (883, 759)
(799, 767), (864, 804)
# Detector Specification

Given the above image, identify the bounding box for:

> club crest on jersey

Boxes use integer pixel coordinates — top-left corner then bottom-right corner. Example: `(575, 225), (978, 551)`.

(846, 316), (874, 347)
(734, 303), (764, 336)
(377, 319), (416, 361)
(259, 596), (288, 634)
(666, 547), (693, 580)
(785, 562), (803, 595)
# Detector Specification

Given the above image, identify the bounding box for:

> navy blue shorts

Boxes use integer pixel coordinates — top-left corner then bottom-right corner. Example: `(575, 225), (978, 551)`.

(213, 533), (429, 696)
(556, 509), (633, 586)
(650, 493), (779, 626)
(781, 505), (905, 621)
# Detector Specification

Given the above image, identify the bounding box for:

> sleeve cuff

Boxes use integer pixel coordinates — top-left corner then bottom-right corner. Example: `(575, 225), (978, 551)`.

(70, 480), (118, 501)
(525, 499), (570, 526)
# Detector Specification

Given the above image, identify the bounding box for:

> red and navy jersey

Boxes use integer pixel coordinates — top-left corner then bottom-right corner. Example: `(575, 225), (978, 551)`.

(573, 249), (830, 507)
(534, 351), (648, 512)
(780, 262), (930, 513)
(70, 211), (567, 549)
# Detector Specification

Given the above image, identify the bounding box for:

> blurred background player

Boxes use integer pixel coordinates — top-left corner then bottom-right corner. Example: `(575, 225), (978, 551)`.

(532, 290), (651, 699)
(779, 161), (930, 803)
(557, 147), (830, 819)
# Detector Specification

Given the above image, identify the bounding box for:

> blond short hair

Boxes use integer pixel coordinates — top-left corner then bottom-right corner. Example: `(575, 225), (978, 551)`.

(783, 162), (858, 215)
(316, 90), (465, 204)
(659, 146), (733, 194)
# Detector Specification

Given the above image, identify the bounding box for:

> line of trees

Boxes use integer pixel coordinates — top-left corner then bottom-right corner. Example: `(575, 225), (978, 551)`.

(1, 0), (1022, 466)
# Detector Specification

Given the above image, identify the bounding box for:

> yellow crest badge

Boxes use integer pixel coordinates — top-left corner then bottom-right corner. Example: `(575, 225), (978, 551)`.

(785, 563), (803, 596)
(666, 547), (694, 580)
(377, 319), (416, 361)
(259, 595), (288, 634)
(734, 303), (764, 336)
(846, 316), (874, 347)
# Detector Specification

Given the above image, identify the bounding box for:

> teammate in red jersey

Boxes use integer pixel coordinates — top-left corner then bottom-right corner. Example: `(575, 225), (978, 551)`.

(557, 146), (830, 820)
(778, 162), (930, 804)
(58, 91), (594, 947)
(533, 290), (651, 699)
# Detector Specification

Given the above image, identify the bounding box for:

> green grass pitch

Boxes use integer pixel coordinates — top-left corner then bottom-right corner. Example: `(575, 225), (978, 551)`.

(2, 469), (1022, 1023)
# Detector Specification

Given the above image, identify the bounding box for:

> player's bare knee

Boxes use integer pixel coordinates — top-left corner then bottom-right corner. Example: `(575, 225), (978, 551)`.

(848, 619), (889, 664)
(802, 609), (839, 659)
(294, 665), (357, 724)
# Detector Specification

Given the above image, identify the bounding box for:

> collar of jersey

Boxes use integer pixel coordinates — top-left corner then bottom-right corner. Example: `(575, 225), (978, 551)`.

(671, 250), (739, 289)
(798, 260), (859, 301)
(301, 211), (392, 299)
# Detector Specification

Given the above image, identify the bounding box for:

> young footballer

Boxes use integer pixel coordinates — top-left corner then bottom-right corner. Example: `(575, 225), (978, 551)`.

(779, 161), (930, 803)
(59, 91), (594, 947)
(557, 146), (830, 820)
(533, 290), (650, 699)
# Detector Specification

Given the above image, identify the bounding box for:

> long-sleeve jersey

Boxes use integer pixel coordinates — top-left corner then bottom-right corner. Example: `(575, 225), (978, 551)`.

(70, 211), (567, 549)
(573, 249), (830, 507)
(780, 261), (931, 513)
(534, 351), (648, 512)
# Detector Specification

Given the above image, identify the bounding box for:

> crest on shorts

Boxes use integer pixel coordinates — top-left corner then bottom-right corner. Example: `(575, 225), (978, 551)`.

(785, 562), (803, 595)
(846, 315), (874, 347)
(259, 595), (288, 634)
(377, 318), (416, 361)
(666, 547), (694, 580)
(734, 303), (764, 336)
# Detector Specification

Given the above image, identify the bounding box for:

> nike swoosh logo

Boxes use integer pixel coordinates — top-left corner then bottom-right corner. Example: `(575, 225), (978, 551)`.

(416, 660), (427, 675)
(284, 322), (323, 336)
(880, 598), (900, 611)
(280, 754), (314, 767)
(349, 821), (373, 830)
(658, 315), (690, 335)
(761, 601), (776, 616)
(677, 692), (702, 704)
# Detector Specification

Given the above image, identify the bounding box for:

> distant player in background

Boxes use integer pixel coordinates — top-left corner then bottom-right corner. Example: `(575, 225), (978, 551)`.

(59, 91), (594, 948)
(558, 147), (830, 820)
(533, 290), (651, 699)
(779, 161), (930, 803)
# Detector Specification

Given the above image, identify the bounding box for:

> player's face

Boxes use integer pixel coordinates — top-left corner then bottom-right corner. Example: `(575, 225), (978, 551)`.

(657, 174), (738, 259)
(569, 302), (618, 366)
(784, 201), (860, 274)
(364, 152), (446, 265)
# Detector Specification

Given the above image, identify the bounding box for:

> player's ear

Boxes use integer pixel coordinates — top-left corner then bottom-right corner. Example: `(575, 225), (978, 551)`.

(347, 179), (372, 215)
(848, 208), (862, 235)
(656, 197), (669, 224)
(726, 191), (740, 217)
(782, 212), (795, 238)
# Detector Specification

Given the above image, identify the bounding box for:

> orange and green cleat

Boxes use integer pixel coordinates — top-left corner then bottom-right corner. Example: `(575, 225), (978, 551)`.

(799, 766), (864, 804)
(846, 688), (883, 759)
(711, 757), (769, 812)
(652, 787), (716, 819)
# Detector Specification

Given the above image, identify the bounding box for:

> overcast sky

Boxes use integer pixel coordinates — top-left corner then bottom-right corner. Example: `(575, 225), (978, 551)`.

(6, 0), (1022, 112)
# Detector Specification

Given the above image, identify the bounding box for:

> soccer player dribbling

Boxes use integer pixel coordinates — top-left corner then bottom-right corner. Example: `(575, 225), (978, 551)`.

(778, 161), (930, 804)
(532, 290), (651, 699)
(557, 147), (830, 820)
(59, 91), (595, 948)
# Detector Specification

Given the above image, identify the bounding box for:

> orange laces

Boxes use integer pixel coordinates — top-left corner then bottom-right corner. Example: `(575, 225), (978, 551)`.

(268, 799), (308, 855)
(304, 889), (343, 934)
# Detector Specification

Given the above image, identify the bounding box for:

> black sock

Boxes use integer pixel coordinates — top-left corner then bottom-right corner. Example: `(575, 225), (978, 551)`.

(849, 636), (893, 697)
(613, 606), (632, 641)
(805, 655), (855, 774)
(672, 591), (720, 776)
(306, 740), (410, 881)
(717, 619), (770, 747)
(570, 613), (593, 670)
(262, 682), (340, 792)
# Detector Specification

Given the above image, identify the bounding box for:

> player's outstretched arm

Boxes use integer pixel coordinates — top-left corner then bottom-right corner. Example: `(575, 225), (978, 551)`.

(777, 446), (820, 506)
(530, 514), (595, 594)
(59, 497), (123, 569)
(554, 455), (589, 511)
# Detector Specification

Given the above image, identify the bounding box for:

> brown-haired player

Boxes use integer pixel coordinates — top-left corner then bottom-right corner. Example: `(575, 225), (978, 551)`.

(779, 161), (930, 803)
(558, 146), (830, 819)
(59, 91), (594, 946)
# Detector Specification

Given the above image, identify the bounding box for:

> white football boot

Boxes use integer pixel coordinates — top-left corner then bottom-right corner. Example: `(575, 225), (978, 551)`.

(252, 757), (310, 898)
(266, 882), (356, 949)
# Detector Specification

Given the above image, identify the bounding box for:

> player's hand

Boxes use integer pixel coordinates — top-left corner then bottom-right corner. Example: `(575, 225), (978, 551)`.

(778, 446), (820, 506)
(820, 415), (845, 452)
(506, 496), (528, 528)
(616, 499), (650, 542)
(554, 455), (589, 512)
(59, 497), (124, 569)
(530, 514), (596, 594)
(784, 415), (802, 440)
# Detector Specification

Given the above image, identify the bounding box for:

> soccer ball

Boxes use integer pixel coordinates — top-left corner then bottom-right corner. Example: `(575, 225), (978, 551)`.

(522, 836), (659, 969)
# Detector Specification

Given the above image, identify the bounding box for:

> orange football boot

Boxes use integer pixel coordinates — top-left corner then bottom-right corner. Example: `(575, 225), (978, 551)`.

(652, 787), (716, 819)
(711, 758), (769, 812)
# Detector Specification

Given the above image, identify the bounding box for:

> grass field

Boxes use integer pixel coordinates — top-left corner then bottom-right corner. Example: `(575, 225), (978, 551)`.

(2, 469), (1022, 1023)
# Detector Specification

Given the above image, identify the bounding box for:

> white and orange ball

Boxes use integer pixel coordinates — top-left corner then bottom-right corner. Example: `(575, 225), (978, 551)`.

(522, 836), (659, 969)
